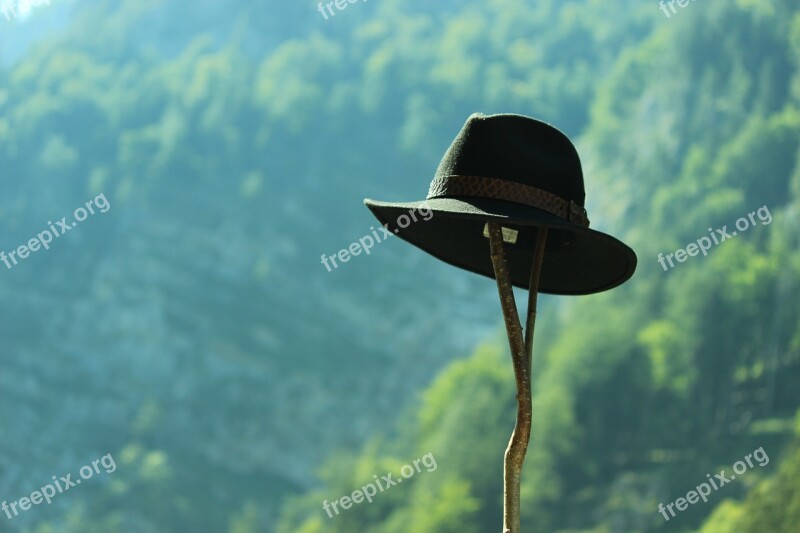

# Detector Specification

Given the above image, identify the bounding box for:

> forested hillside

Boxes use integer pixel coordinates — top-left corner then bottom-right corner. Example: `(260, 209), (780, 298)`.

(0, 0), (797, 531)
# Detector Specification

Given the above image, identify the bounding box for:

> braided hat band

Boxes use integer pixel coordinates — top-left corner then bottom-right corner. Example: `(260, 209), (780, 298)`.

(427, 175), (590, 227)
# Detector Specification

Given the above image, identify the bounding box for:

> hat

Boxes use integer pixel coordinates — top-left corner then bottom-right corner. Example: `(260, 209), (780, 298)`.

(364, 113), (637, 295)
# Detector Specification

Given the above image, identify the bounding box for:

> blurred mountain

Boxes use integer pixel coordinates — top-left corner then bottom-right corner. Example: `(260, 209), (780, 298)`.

(1, 0), (798, 532)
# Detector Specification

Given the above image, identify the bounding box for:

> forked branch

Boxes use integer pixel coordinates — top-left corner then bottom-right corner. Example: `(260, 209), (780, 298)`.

(487, 223), (548, 533)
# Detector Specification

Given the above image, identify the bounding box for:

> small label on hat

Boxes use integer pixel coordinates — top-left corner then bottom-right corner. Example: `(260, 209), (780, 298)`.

(482, 223), (519, 244)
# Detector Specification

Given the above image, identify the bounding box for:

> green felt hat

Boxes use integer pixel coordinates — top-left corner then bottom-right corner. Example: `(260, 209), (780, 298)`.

(364, 113), (637, 295)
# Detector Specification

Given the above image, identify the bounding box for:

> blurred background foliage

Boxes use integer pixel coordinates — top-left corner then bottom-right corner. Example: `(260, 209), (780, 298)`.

(0, 0), (798, 531)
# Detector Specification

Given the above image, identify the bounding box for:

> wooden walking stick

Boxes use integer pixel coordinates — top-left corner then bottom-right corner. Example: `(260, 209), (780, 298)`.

(487, 222), (548, 533)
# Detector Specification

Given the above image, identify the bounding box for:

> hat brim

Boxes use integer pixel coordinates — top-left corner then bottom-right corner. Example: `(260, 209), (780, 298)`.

(363, 196), (637, 295)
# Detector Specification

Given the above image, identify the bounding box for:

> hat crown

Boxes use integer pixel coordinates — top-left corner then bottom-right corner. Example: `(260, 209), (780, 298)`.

(434, 113), (586, 207)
